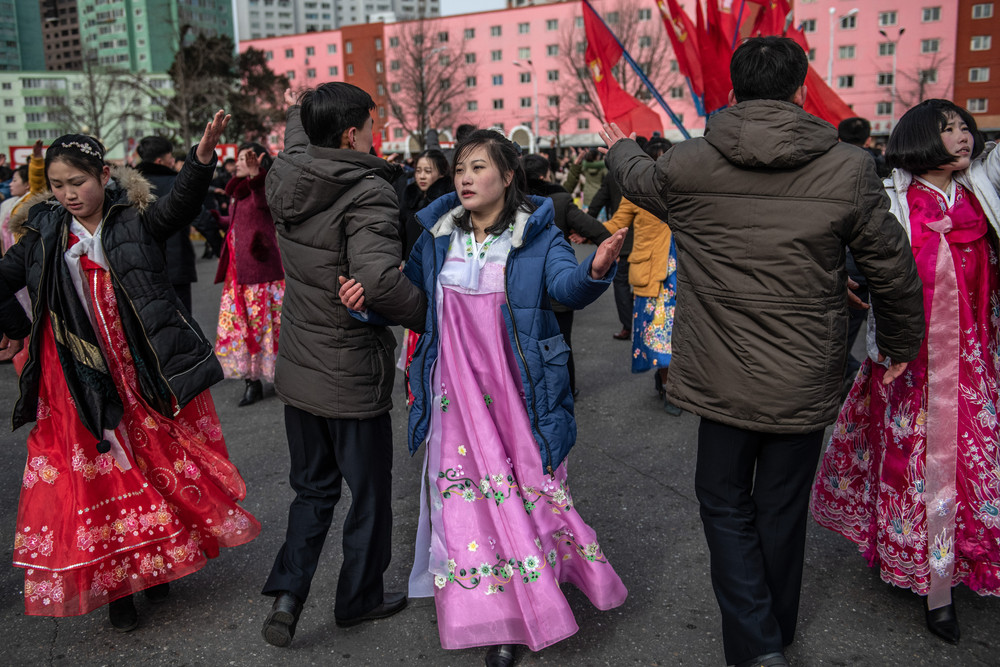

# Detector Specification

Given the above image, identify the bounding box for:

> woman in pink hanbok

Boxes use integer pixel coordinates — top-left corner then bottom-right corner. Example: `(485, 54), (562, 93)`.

(811, 100), (1000, 644)
(340, 130), (628, 666)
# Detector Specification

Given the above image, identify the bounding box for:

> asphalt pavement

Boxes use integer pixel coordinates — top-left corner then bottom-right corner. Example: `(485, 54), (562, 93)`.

(0, 249), (996, 666)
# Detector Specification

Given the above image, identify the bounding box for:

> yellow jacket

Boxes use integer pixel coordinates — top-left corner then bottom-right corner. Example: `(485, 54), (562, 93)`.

(10, 155), (47, 229)
(603, 197), (672, 297)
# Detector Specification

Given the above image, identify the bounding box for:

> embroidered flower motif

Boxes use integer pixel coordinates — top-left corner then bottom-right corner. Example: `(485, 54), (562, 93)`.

(523, 555), (540, 572)
(483, 394), (493, 406)
(478, 562), (494, 577)
(434, 575), (448, 589)
(468, 540), (479, 552)
(457, 445), (467, 456)
(441, 396), (450, 412)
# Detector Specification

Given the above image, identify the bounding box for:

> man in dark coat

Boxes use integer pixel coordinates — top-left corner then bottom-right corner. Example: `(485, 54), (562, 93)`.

(135, 136), (221, 313)
(602, 37), (925, 667)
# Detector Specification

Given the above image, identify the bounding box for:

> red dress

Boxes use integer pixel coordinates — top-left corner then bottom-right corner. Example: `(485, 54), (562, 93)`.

(13, 236), (260, 616)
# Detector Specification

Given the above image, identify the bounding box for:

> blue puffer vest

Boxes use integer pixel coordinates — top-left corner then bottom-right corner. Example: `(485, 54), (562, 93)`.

(404, 193), (615, 473)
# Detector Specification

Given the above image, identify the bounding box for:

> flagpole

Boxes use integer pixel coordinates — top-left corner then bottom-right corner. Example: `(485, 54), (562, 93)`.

(731, 0), (747, 50)
(583, 0), (691, 140)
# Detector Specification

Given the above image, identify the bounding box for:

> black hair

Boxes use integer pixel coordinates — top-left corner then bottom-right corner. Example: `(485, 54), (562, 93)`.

(635, 135), (649, 151)
(886, 99), (984, 175)
(137, 135), (174, 162)
(415, 149), (449, 179)
(584, 148), (601, 162)
(837, 117), (871, 147)
(238, 141), (274, 172)
(644, 137), (673, 160)
(223, 157), (236, 166)
(45, 134), (106, 184)
(452, 129), (536, 236)
(13, 165), (29, 183)
(521, 153), (550, 181)
(455, 123), (477, 143)
(730, 36), (808, 103)
(299, 82), (375, 149)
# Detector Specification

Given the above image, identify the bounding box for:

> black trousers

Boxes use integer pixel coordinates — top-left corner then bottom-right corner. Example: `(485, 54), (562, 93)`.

(612, 259), (632, 331)
(262, 405), (394, 620)
(694, 418), (823, 665)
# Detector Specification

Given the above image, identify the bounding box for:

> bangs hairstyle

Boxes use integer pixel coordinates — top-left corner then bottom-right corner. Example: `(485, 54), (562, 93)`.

(521, 153), (551, 181)
(730, 36), (808, 103)
(299, 82), (375, 149)
(886, 99), (984, 175)
(238, 141), (274, 172)
(415, 149), (449, 178)
(452, 129), (536, 236)
(45, 134), (107, 186)
(137, 135), (173, 162)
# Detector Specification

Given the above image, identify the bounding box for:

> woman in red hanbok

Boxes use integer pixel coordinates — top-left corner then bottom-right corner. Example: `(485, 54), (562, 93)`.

(811, 100), (1000, 644)
(0, 112), (260, 632)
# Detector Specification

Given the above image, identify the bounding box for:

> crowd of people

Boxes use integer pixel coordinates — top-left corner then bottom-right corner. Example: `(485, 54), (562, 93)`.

(0, 34), (997, 667)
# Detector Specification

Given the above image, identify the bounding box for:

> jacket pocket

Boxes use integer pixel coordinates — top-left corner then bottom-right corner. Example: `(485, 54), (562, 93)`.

(627, 248), (653, 288)
(537, 334), (571, 412)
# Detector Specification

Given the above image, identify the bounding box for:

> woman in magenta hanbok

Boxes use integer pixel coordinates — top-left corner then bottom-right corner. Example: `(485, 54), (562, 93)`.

(811, 100), (1000, 644)
(340, 131), (628, 667)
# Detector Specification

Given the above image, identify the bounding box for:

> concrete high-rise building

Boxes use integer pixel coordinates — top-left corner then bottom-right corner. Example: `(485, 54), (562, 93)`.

(2, 0), (46, 71)
(955, 0), (999, 130)
(235, 0), (439, 41)
(40, 0), (83, 71)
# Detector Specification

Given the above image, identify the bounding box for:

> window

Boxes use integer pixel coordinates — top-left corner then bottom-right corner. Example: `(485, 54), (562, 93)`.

(327, 43), (337, 53)
(970, 66), (990, 82)
(520, 72), (531, 83)
(306, 46), (315, 55)
(519, 47), (530, 59)
(577, 118), (589, 130)
(973, 3), (994, 19)
(329, 65), (339, 75)
(438, 55), (449, 66)
(389, 37), (399, 47)
(493, 99), (503, 109)
(547, 120), (559, 131)
(466, 76), (477, 87)
(391, 82), (400, 92)
(546, 19), (558, 30)
(879, 11), (897, 26)
(575, 16), (584, 28)
(808, 48), (816, 61)
(518, 22), (529, 34)
(971, 35), (992, 50)
(493, 75), (503, 85)
(922, 38), (940, 52)
(285, 48), (294, 57)
(437, 31), (448, 42)
(837, 75), (854, 88)
(265, 50), (273, 59)
(390, 59), (400, 70)
(439, 78), (451, 90)
(378, 106), (386, 118)
(547, 70), (559, 81)
(920, 69), (938, 84)
(546, 44), (558, 56)
(394, 127), (404, 138)
(669, 86), (684, 99)
(607, 12), (619, 23)
(639, 35), (652, 48)
(4, 115), (15, 123)
(801, 19), (816, 33)
(491, 50), (502, 61)
(670, 59), (678, 72)
(375, 38), (382, 50)
(346, 63), (353, 75)
(307, 68), (316, 78)
(922, 7), (941, 22)
(577, 92), (590, 104)
(345, 41), (352, 53)
(839, 45), (855, 59)
(638, 8), (651, 20)
(576, 41), (586, 54)
(467, 100), (478, 110)
(441, 102), (451, 113)
(465, 53), (476, 64)
(465, 28), (474, 39)
(547, 95), (559, 106)
(376, 61), (384, 72)
(490, 25), (501, 37)
(520, 97), (532, 108)
(840, 15), (856, 29)
(286, 70), (295, 79)
(876, 101), (893, 116)
(968, 98), (988, 112)
(376, 83), (385, 95)
(877, 72), (894, 86)
(878, 42), (895, 56)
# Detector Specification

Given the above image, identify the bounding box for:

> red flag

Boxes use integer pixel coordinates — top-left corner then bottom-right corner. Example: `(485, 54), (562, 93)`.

(657, 0), (703, 98)
(696, 0), (733, 113)
(582, 0), (663, 135)
(715, 0), (740, 47)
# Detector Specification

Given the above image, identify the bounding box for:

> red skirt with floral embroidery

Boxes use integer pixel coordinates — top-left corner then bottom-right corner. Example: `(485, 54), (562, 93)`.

(13, 261), (260, 617)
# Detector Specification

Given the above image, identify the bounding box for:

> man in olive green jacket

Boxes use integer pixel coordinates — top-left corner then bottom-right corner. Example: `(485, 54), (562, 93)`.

(260, 83), (426, 648)
(602, 38), (924, 667)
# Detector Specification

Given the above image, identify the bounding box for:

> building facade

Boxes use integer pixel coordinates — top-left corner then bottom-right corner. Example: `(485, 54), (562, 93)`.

(41, 0), (83, 71)
(2, 0), (46, 71)
(954, 0), (999, 130)
(235, 0), (439, 41)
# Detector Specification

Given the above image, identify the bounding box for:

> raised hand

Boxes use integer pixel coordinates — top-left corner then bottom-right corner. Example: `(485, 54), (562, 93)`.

(196, 109), (230, 165)
(243, 149), (261, 178)
(284, 88), (298, 108)
(590, 228), (628, 279)
(338, 276), (366, 311)
(32, 140), (44, 159)
(598, 123), (635, 155)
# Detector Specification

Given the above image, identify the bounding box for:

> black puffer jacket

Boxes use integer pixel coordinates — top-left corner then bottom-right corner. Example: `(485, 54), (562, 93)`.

(1, 147), (223, 432)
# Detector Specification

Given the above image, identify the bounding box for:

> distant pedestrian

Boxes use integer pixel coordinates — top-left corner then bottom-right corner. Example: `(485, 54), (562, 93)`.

(601, 37), (925, 667)
(340, 129), (628, 667)
(812, 99), (1000, 645)
(213, 142), (284, 407)
(0, 112), (260, 632)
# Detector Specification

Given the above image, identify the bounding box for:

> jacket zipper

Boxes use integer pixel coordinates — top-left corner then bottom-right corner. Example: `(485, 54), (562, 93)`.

(503, 247), (554, 475)
(10, 221), (46, 429)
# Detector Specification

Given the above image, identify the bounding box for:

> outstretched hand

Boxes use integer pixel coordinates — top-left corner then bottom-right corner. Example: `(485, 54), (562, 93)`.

(196, 109), (230, 166)
(339, 276), (366, 311)
(284, 88), (298, 108)
(598, 123), (635, 155)
(590, 228), (628, 279)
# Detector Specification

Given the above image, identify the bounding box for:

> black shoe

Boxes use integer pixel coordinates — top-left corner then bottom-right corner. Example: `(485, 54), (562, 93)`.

(485, 644), (518, 667)
(145, 581), (170, 603)
(925, 598), (960, 644)
(262, 592), (303, 648)
(654, 372), (665, 400)
(735, 653), (789, 667)
(238, 379), (263, 407)
(612, 328), (631, 340)
(335, 592), (407, 628)
(109, 594), (138, 632)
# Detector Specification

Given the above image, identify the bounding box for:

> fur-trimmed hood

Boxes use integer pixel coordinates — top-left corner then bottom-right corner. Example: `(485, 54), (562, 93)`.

(8, 165), (155, 240)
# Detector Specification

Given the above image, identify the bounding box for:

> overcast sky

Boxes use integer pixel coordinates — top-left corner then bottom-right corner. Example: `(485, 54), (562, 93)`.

(440, 0), (506, 16)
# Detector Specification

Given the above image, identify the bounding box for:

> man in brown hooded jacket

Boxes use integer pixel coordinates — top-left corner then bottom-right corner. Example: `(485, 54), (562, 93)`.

(602, 38), (925, 667)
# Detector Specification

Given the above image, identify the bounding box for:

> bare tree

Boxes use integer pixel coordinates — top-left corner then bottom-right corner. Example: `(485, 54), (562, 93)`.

(892, 51), (953, 112)
(166, 26), (233, 147)
(558, 0), (683, 121)
(384, 19), (477, 151)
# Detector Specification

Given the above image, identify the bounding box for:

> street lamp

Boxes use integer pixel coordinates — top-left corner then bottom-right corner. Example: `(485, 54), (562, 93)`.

(879, 27), (905, 126)
(513, 59), (539, 153)
(828, 7), (860, 85)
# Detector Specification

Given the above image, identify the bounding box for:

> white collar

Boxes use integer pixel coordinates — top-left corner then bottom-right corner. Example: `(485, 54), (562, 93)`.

(914, 176), (957, 209)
